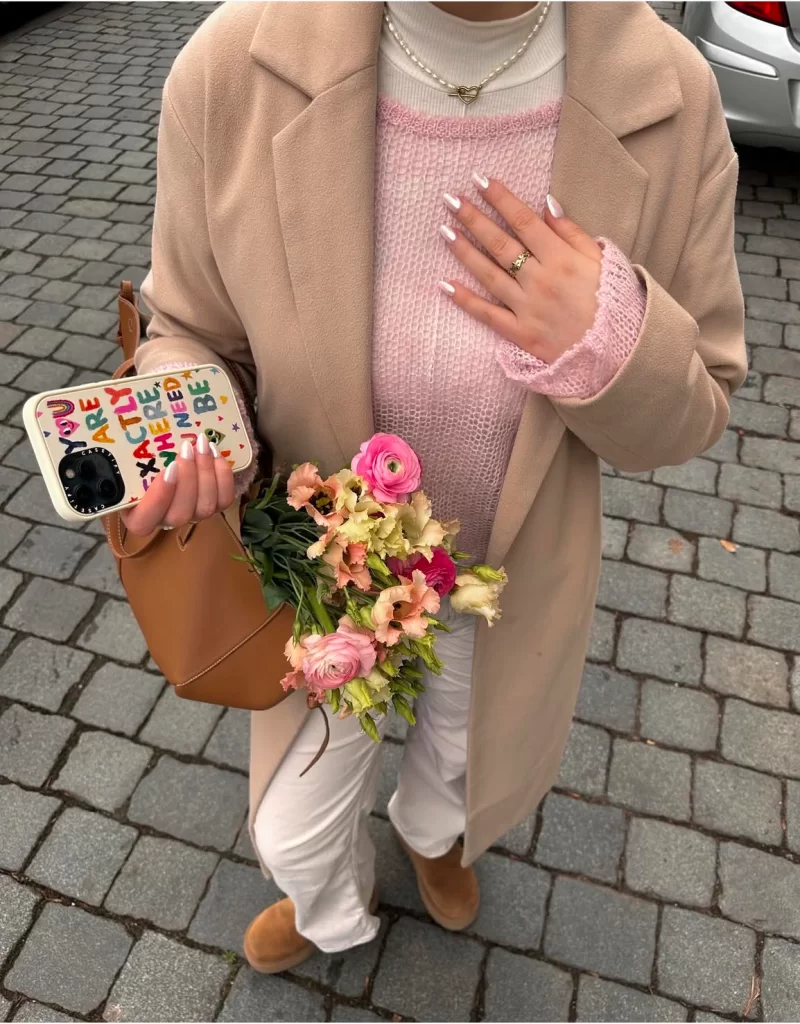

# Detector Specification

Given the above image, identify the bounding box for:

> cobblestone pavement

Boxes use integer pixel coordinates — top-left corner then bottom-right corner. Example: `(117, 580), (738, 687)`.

(1, 2), (799, 1022)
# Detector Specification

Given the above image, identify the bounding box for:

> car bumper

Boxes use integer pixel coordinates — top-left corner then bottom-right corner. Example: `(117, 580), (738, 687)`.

(682, 0), (800, 150)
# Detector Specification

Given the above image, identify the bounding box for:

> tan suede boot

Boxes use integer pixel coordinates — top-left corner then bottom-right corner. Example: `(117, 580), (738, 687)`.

(397, 833), (480, 931)
(243, 889), (379, 974)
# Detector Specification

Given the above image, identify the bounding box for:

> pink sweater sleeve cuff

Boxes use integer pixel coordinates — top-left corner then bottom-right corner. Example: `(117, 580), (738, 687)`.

(147, 360), (260, 500)
(494, 237), (647, 399)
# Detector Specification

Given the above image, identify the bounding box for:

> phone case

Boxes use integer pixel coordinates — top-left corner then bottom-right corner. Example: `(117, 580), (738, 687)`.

(22, 364), (254, 523)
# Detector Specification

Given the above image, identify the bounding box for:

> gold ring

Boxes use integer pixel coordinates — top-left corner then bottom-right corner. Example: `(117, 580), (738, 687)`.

(508, 249), (533, 278)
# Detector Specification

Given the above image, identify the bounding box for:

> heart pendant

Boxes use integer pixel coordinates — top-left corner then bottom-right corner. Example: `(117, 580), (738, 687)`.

(451, 85), (481, 105)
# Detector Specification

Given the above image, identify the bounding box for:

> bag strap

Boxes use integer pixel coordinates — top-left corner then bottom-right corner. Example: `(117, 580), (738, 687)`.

(117, 280), (141, 363)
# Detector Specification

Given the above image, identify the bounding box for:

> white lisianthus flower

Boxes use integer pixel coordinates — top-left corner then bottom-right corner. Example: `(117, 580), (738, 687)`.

(450, 567), (508, 626)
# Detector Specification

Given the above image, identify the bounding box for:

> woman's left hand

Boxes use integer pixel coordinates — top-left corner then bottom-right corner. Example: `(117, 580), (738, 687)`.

(439, 176), (603, 364)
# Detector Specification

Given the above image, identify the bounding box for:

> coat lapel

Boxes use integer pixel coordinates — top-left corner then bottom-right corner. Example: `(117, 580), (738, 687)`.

(252, 1), (684, 562)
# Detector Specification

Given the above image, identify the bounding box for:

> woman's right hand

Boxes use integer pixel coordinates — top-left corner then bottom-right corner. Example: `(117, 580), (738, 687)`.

(120, 434), (235, 536)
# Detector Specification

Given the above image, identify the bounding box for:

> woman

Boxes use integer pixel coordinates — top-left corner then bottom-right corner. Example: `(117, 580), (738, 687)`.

(124, 0), (746, 971)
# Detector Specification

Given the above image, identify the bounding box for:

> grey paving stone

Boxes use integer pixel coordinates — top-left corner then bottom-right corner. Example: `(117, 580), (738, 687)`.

(770, 551), (800, 603)
(588, 607), (615, 662)
(640, 679), (719, 752)
(138, 685), (223, 755)
(4, 475), (83, 531)
(218, 969), (325, 1023)
(722, 698), (800, 777)
(295, 915), (388, 997)
(0, 995), (9, 1022)
(330, 1006), (381, 1022)
(597, 560), (667, 618)
(0, 875), (38, 969)
(695, 759), (783, 845)
(749, 595), (800, 651)
(104, 931), (229, 1023)
(555, 721), (610, 796)
(6, 903), (131, 1015)
(0, 636), (91, 711)
(12, 1004), (78, 1023)
(735, 505), (800, 553)
(576, 976), (687, 1022)
(785, 780), (800, 853)
(544, 877), (657, 985)
(13, 358), (72, 391)
(601, 515), (628, 559)
(765, 373), (800, 407)
(657, 906), (755, 1015)
(0, 704), (74, 786)
(187, 858), (279, 954)
(27, 806), (136, 906)
(741, 436), (800, 475)
(763, 937), (800, 1023)
(602, 477), (662, 523)
(536, 792), (625, 883)
(233, 820), (257, 860)
(653, 457), (717, 495)
(730, 395), (790, 436)
(54, 731), (151, 812)
(374, 738), (403, 816)
(668, 576), (746, 638)
(202, 707), (250, 772)
(71, 664), (163, 736)
(127, 756), (248, 851)
(607, 739), (691, 819)
(0, 511), (29, 559)
(0, 783), (60, 871)
(369, 815), (428, 916)
(7, 525), (95, 580)
(0, 465), (26, 505)
(625, 818), (716, 906)
(574, 664), (637, 731)
(77, 598), (148, 663)
(484, 948), (573, 1023)
(106, 835), (218, 931)
(472, 853), (550, 948)
(4, 577), (94, 641)
(664, 488), (733, 538)
(719, 842), (800, 938)
(0, 566), (23, 611)
(73, 541), (126, 596)
(705, 636), (789, 706)
(627, 524), (694, 573)
(617, 618), (702, 684)
(371, 916), (483, 1021)
(698, 536), (767, 592)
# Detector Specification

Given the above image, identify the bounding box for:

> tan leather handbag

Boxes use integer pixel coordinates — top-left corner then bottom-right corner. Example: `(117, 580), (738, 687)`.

(103, 282), (295, 711)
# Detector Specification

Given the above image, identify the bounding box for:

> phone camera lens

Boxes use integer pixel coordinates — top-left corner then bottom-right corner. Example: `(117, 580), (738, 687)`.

(97, 478), (117, 499)
(75, 485), (93, 506)
(79, 460), (97, 480)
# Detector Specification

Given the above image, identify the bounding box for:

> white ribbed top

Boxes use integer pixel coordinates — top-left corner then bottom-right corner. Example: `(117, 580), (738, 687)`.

(378, 0), (566, 115)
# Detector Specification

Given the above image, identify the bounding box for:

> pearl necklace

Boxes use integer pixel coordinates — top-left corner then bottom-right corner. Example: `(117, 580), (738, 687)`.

(382, 1), (552, 105)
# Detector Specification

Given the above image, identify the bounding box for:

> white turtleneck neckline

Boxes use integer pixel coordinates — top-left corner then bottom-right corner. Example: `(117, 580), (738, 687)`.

(378, 1), (567, 117)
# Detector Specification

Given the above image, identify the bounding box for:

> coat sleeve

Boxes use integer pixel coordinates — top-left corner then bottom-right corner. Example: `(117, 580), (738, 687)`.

(135, 79), (257, 405)
(548, 86), (747, 473)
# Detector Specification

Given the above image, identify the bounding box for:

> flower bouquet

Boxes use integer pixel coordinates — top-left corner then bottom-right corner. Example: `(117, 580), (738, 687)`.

(239, 433), (507, 742)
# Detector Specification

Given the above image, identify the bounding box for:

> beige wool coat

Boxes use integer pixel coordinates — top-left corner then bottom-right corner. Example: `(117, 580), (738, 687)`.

(136, 1), (747, 866)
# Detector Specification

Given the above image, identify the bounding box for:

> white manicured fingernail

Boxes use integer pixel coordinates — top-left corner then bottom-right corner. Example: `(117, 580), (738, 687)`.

(439, 224), (457, 242)
(164, 461), (178, 484)
(546, 193), (564, 218)
(180, 439), (194, 460)
(443, 192), (461, 211)
(471, 171), (489, 190)
(209, 442), (220, 459)
(438, 280), (456, 295)
(197, 432), (209, 455)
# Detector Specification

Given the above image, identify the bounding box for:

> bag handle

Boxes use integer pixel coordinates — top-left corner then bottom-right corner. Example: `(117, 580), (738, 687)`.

(117, 280), (140, 363)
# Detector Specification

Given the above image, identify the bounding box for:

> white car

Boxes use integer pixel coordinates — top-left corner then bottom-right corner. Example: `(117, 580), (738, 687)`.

(682, 0), (800, 150)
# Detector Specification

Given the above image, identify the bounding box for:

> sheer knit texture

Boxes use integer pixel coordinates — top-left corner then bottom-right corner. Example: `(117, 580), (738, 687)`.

(370, 96), (645, 558)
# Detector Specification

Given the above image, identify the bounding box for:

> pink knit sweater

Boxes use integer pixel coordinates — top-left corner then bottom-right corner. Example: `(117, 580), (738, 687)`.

(155, 93), (646, 560)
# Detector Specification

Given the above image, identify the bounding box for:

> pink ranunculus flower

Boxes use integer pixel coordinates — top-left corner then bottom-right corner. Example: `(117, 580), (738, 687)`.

(372, 568), (440, 646)
(387, 548), (458, 597)
(351, 433), (422, 504)
(300, 618), (377, 691)
(286, 462), (345, 529)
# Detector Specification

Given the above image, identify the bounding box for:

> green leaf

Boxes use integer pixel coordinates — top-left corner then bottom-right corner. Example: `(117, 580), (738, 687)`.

(392, 694), (417, 727)
(328, 688), (341, 714)
(359, 712), (381, 743)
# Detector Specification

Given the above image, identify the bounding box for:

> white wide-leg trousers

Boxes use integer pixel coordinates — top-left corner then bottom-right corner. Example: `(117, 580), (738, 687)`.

(253, 598), (476, 953)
